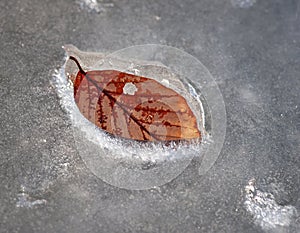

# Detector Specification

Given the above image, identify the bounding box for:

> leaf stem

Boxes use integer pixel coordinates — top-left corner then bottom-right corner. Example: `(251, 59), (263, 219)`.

(69, 56), (86, 75)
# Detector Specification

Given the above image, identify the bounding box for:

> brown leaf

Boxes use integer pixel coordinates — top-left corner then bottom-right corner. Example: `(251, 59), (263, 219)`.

(69, 56), (201, 141)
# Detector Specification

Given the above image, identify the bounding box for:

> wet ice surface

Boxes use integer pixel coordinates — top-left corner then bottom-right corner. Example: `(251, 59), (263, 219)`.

(244, 178), (298, 232)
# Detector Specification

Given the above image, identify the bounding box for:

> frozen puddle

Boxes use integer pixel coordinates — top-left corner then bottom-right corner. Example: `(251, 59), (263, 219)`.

(52, 59), (203, 190)
(52, 44), (226, 189)
(244, 178), (298, 231)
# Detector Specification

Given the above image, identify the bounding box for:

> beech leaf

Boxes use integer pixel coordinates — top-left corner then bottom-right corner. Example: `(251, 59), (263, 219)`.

(69, 56), (201, 141)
